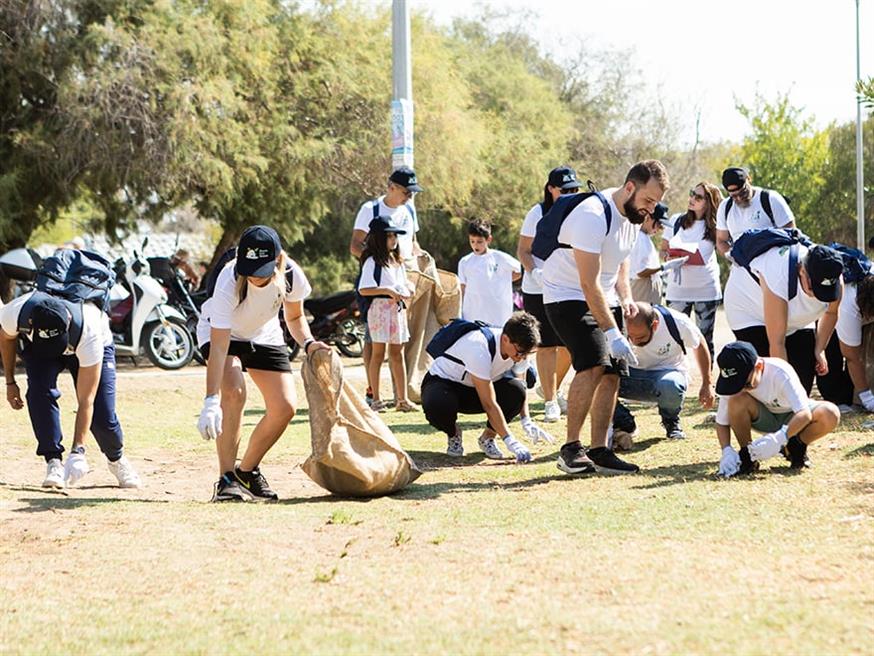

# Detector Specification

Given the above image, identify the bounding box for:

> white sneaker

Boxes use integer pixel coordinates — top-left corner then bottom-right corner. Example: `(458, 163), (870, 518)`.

(557, 390), (568, 415)
(107, 456), (142, 488)
(64, 450), (90, 486)
(42, 459), (65, 489)
(543, 400), (561, 423)
(446, 433), (464, 457)
(477, 434), (505, 459)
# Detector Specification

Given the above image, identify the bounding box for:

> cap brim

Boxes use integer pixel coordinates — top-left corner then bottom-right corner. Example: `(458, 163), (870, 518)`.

(715, 375), (745, 396)
(32, 335), (69, 359)
(383, 227), (407, 235)
(560, 182), (580, 190)
(812, 282), (840, 302)
(406, 184), (423, 192)
(235, 259), (276, 278)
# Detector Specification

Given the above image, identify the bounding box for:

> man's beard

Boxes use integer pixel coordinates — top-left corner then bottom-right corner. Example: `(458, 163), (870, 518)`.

(734, 185), (753, 207)
(623, 190), (649, 225)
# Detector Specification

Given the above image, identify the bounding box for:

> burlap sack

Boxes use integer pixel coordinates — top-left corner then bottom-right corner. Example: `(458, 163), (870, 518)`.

(301, 348), (422, 497)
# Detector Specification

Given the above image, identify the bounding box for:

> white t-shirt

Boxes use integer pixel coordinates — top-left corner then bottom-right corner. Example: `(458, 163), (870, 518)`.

(358, 257), (413, 296)
(716, 187), (794, 240)
(197, 259), (312, 347)
(663, 217), (722, 302)
(0, 292), (112, 368)
(519, 203), (545, 294)
(633, 306), (702, 372)
(428, 326), (514, 387)
(353, 197), (419, 260)
(716, 357), (809, 425)
(542, 188), (639, 305)
(630, 231), (660, 280)
(458, 250), (521, 328)
(837, 282), (862, 347)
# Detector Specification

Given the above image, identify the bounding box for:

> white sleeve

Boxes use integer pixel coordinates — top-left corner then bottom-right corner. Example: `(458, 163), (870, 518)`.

(353, 202), (374, 233)
(501, 251), (522, 274)
(769, 191), (795, 228)
(715, 199), (730, 231)
(207, 265), (238, 330)
(519, 205), (542, 238)
(837, 283), (862, 347)
(0, 298), (22, 336)
(457, 256), (468, 285)
(781, 369), (810, 413)
(567, 206), (609, 254)
(284, 260), (312, 303)
(751, 251), (790, 302)
(715, 396), (730, 426)
(676, 312), (703, 349)
(74, 306), (105, 368)
(358, 257), (379, 290)
(458, 335), (494, 381)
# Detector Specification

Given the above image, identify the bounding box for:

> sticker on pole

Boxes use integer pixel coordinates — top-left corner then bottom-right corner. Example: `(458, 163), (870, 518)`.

(391, 98), (414, 168)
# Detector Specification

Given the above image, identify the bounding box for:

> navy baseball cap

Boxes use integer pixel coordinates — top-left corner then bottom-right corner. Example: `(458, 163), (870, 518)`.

(715, 341), (759, 395)
(236, 225), (281, 277)
(548, 166), (580, 190)
(369, 216), (407, 235)
(389, 166), (423, 192)
(805, 245), (844, 302)
(652, 202), (670, 227)
(28, 297), (72, 359)
(722, 167), (748, 190)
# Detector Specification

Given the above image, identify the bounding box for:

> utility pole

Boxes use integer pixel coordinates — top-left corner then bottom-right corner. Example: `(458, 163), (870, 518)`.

(391, 0), (414, 169)
(856, 0), (865, 249)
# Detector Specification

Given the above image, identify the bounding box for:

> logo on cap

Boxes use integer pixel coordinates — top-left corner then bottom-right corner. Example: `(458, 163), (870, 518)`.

(820, 278), (836, 286)
(720, 367), (737, 378)
(246, 248), (270, 260)
(563, 174), (574, 183)
(37, 328), (61, 339)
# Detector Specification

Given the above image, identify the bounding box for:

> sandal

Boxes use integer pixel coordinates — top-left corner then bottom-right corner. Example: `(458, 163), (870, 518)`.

(370, 399), (390, 413)
(395, 400), (420, 413)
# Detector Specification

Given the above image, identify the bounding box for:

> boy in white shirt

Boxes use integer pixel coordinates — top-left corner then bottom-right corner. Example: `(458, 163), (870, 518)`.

(458, 219), (522, 327)
(714, 341), (840, 477)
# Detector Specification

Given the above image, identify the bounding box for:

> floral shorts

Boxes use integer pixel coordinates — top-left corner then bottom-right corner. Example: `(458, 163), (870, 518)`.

(367, 297), (410, 345)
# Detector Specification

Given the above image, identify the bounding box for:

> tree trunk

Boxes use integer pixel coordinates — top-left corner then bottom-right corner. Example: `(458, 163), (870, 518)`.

(207, 227), (243, 274)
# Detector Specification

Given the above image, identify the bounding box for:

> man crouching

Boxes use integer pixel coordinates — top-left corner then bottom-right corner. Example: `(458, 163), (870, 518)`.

(714, 341), (840, 477)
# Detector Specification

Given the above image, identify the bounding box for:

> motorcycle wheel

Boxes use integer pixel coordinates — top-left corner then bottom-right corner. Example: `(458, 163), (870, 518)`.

(336, 318), (366, 358)
(143, 317), (195, 370)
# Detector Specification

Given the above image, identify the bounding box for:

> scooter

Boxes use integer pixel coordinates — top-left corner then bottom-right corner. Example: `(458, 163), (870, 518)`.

(147, 254), (206, 364)
(282, 289), (366, 360)
(109, 241), (195, 369)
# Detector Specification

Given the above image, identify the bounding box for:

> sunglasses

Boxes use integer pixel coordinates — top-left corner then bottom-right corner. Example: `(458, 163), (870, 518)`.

(560, 187), (580, 195)
(689, 189), (706, 201)
(725, 185), (747, 197)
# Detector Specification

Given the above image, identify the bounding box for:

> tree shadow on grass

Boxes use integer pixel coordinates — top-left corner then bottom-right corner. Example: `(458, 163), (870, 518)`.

(384, 420), (482, 435)
(845, 443), (874, 458)
(629, 461), (718, 490)
(12, 497), (172, 513)
(392, 473), (577, 500)
(625, 437), (662, 453)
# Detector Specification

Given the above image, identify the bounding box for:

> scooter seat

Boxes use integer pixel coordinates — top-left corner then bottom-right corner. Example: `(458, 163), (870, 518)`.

(304, 290), (357, 316)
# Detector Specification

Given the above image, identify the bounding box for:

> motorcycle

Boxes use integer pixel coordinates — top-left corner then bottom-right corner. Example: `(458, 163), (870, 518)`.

(147, 255), (206, 364)
(282, 289), (366, 360)
(109, 241), (195, 369)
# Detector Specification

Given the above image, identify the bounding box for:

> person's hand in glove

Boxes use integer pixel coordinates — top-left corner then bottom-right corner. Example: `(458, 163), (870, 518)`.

(747, 425), (789, 462)
(604, 327), (639, 366)
(502, 435), (532, 463)
(520, 415), (555, 444)
(64, 448), (90, 485)
(718, 446), (741, 477)
(859, 389), (874, 413)
(661, 256), (689, 271)
(198, 394), (222, 440)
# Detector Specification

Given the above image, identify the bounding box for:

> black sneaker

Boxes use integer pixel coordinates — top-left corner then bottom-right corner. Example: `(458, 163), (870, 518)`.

(738, 446), (760, 475)
(234, 467), (279, 501)
(212, 472), (248, 502)
(557, 441), (596, 475)
(783, 436), (811, 469)
(587, 446), (640, 475)
(662, 416), (686, 440)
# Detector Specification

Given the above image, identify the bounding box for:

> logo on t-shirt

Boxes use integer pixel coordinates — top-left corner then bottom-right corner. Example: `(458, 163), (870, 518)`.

(769, 397), (781, 408)
(753, 210), (763, 223)
(246, 248), (269, 260)
(657, 343), (671, 356)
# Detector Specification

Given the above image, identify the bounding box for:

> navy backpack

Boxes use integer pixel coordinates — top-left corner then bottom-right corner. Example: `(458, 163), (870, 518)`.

(531, 182), (612, 261)
(426, 319), (496, 366)
(36, 248), (115, 312)
(730, 228), (812, 300)
(828, 242), (873, 284)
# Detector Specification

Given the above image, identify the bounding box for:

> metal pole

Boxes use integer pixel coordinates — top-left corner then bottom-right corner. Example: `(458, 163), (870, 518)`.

(391, 0), (414, 169)
(856, 0), (865, 250)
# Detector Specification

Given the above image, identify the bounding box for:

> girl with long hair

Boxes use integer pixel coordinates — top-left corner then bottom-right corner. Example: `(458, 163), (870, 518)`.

(660, 182), (723, 358)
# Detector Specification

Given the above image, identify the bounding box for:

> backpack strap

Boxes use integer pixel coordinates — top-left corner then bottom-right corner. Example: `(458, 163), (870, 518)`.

(788, 243), (799, 300)
(654, 305), (686, 354)
(760, 190), (775, 225)
(594, 191), (612, 234)
(371, 199), (381, 220)
(673, 214), (684, 236)
(440, 325), (496, 369)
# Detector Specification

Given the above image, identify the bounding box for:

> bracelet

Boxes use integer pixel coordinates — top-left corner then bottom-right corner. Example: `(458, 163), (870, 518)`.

(303, 338), (315, 354)
(6, 381), (16, 386)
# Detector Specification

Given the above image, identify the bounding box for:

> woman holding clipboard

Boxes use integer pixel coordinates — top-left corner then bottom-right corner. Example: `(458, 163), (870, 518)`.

(660, 182), (723, 359)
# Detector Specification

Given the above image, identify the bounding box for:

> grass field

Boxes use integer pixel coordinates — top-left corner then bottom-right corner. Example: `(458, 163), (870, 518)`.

(1, 365), (873, 655)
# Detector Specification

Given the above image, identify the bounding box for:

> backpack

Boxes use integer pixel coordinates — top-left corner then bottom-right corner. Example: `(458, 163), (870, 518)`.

(653, 304), (686, 354)
(531, 182), (612, 261)
(17, 290), (84, 349)
(36, 248), (115, 312)
(356, 259), (384, 321)
(426, 319), (496, 368)
(828, 242), (873, 284)
(203, 246), (294, 304)
(723, 189), (776, 226)
(730, 227), (812, 300)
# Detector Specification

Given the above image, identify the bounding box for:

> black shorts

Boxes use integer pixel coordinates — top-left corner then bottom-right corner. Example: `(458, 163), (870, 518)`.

(201, 341), (292, 373)
(522, 292), (563, 348)
(544, 300), (626, 375)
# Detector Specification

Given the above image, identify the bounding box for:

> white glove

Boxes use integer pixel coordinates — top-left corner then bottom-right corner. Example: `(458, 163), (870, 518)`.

(604, 328), (639, 366)
(859, 389), (874, 413)
(520, 415), (555, 444)
(747, 425), (789, 462)
(197, 395), (222, 440)
(64, 450), (90, 485)
(718, 446), (741, 478)
(503, 435), (532, 463)
(531, 268), (544, 287)
(661, 256), (689, 271)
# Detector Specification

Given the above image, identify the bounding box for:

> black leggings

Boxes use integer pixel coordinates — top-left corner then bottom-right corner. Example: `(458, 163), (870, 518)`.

(421, 373), (526, 437)
(732, 326), (816, 394)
